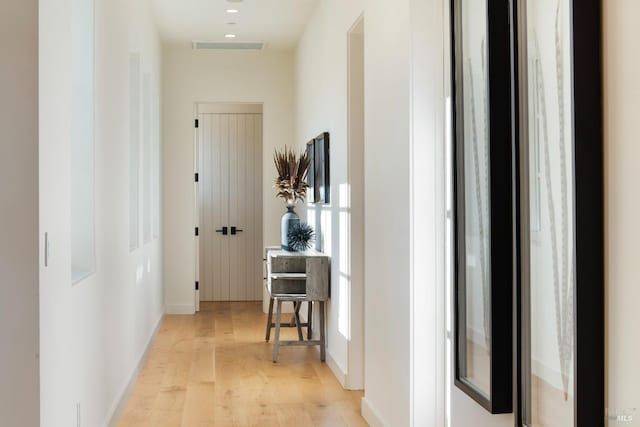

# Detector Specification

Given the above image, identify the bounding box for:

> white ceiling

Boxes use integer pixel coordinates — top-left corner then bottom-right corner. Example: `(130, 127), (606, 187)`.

(151, 0), (319, 50)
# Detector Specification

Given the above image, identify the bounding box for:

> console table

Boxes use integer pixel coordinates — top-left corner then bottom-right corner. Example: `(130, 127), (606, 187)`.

(264, 248), (330, 362)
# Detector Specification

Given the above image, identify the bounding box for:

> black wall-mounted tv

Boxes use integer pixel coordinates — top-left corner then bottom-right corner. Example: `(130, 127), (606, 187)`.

(306, 132), (330, 204)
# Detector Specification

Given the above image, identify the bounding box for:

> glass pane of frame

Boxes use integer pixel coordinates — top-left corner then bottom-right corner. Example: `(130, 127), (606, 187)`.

(459, 0), (492, 399)
(524, 0), (576, 424)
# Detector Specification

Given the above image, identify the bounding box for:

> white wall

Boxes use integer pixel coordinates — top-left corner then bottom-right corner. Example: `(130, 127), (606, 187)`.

(604, 0), (640, 420)
(296, 0), (448, 424)
(39, 0), (164, 425)
(361, 0), (411, 423)
(410, 0), (448, 424)
(295, 0), (365, 390)
(364, 0), (448, 424)
(0, 0), (40, 425)
(163, 48), (295, 313)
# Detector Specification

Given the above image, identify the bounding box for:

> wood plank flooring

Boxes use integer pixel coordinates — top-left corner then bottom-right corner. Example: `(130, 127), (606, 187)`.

(117, 302), (366, 427)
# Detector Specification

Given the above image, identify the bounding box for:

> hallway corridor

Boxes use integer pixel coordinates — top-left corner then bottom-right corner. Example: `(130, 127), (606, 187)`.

(117, 302), (366, 426)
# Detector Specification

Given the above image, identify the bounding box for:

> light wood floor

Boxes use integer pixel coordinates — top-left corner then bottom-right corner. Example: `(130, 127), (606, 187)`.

(117, 302), (367, 427)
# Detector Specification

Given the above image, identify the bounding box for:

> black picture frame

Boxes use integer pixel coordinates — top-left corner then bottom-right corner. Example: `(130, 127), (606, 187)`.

(306, 139), (315, 203)
(307, 132), (330, 204)
(513, 1), (604, 426)
(451, 0), (513, 414)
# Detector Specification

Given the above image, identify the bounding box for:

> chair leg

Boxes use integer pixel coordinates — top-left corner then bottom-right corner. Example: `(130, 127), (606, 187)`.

(265, 297), (274, 342)
(319, 301), (326, 362)
(307, 301), (313, 339)
(273, 299), (283, 363)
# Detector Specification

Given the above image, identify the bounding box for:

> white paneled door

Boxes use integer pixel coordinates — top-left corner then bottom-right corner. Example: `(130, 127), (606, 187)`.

(197, 104), (263, 301)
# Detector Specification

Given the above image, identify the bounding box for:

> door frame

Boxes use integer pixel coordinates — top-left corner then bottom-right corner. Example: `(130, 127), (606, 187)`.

(193, 102), (264, 309)
(346, 15), (365, 390)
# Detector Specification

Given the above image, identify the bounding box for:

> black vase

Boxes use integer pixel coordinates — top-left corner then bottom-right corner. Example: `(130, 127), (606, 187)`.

(281, 206), (300, 251)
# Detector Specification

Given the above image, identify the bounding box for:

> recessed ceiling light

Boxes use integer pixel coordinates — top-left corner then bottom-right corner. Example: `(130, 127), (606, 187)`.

(225, 34), (237, 39)
(227, 22), (237, 26)
(226, 9), (239, 13)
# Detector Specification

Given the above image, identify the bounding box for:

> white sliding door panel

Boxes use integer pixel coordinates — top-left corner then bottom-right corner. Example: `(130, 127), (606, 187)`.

(217, 115), (231, 301)
(229, 114), (263, 301)
(199, 114), (230, 301)
(198, 108), (262, 302)
(229, 114), (245, 301)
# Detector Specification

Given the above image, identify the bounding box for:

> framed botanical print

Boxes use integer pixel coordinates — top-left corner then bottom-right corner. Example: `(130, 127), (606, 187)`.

(513, 0), (604, 425)
(307, 132), (330, 204)
(450, 0), (513, 414)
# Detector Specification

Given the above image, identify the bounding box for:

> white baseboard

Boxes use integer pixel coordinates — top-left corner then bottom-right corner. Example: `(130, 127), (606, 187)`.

(362, 397), (388, 427)
(326, 351), (348, 388)
(165, 304), (195, 315)
(104, 314), (163, 427)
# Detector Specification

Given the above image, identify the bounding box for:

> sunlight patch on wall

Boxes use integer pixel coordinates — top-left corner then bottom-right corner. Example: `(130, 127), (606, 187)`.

(136, 264), (144, 284)
(339, 272), (351, 340)
(339, 182), (350, 209)
(338, 183), (351, 340)
(320, 207), (332, 254)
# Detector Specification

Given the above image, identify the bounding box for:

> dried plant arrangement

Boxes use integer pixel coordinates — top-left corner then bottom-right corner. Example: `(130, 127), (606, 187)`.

(273, 146), (310, 206)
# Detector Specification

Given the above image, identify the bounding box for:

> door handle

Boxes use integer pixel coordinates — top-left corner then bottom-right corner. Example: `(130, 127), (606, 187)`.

(216, 227), (228, 235)
(231, 227), (243, 235)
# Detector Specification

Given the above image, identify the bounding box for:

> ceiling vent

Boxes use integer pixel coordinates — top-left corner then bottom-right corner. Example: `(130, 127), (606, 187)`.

(192, 41), (266, 50)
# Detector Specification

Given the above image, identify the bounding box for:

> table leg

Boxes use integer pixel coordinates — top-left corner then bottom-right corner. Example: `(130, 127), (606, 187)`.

(273, 299), (283, 363)
(294, 303), (303, 341)
(265, 297), (274, 342)
(319, 301), (326, 362)
(288, 301), (297, 326)
(307, 301), (313, 339)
